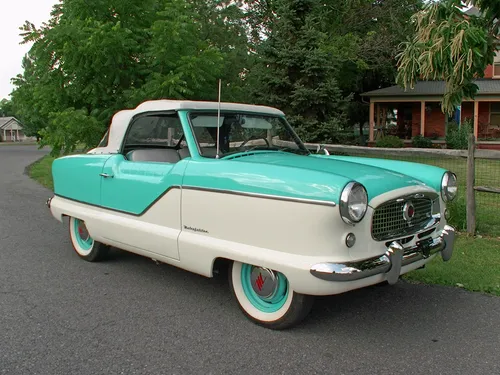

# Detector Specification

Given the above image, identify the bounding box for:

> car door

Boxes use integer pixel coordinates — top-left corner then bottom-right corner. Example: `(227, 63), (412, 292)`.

(99, 112), (190, 260)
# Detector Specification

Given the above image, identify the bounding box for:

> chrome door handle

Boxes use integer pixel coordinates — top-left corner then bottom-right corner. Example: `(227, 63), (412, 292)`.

(99, 173), (113, 178)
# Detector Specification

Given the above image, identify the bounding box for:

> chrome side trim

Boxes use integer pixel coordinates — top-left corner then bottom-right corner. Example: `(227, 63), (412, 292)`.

(182, 186), (337, 207)
(52, 183), (336, 218)
(310, 225), (456, 283)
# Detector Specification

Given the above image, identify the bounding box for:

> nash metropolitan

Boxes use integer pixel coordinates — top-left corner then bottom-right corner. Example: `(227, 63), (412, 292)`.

(46, 99), (457, 329)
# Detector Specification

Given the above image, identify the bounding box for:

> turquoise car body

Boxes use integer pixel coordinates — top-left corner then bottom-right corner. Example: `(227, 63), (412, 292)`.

(52, 110), (448, 215)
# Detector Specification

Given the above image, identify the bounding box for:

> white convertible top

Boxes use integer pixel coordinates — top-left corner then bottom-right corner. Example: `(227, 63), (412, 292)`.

(87, 99), (285, 154)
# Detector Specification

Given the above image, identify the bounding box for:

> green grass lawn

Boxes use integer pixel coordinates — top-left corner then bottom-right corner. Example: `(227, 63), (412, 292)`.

(404, 235), (500, 296)
(28, 152), (500, 297)
(27, 155), (55, 190)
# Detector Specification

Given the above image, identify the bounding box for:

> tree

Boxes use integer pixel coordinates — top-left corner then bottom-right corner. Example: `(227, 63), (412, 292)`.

(396, 0), (500, 115)
(245, 0), (423, 141)
(0, 99), (14, 117)
(247, 0), (351, 143)
(318, 0), (424, 140)
(245, 0), (423, 143)
(10, 0), (251, 155)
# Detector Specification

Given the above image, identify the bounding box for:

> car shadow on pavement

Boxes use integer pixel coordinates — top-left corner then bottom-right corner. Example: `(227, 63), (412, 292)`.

(103, 245), (483, 335)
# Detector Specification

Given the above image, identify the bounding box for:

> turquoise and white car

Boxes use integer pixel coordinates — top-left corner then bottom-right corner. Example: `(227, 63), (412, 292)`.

(46, 100), (457, 329)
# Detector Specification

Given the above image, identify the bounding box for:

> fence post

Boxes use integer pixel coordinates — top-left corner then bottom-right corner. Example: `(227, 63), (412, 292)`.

(466, 134), (476, 235)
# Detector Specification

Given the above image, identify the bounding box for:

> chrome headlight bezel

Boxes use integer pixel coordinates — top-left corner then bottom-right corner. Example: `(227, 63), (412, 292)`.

(441, 171), (458, 202)
(340, 182), (368, 225)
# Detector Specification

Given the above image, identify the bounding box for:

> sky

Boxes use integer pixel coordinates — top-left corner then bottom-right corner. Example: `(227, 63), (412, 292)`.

(0, 0), (57, 100)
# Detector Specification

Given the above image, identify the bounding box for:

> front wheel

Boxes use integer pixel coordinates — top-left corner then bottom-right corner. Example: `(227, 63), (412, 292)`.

(68, 217), (109, 262)
(229, 261), (314, 330)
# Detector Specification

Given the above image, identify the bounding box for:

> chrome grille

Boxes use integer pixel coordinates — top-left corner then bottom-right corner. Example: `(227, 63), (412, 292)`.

(372, 197), (435, 241)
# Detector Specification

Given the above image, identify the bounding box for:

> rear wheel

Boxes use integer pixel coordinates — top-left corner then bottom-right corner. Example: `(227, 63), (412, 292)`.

(229, 261), (314, 330)
(68, 217), (109, 262)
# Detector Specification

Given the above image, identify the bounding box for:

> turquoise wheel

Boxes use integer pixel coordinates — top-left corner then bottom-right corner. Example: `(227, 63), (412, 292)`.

(68, 216), (109, 262)
(229, 261), (314, 330)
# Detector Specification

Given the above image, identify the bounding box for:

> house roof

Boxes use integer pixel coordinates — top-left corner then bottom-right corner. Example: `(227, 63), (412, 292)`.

(361, 80), (500, 98)
(0, 117), (21, 130)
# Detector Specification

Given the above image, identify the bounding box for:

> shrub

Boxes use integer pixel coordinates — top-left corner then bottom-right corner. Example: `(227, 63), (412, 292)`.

(375, 135), (404, 148)
(447, 196), (467, 232)
(412, 135), (433, 148)
(446, 120), (472, 149)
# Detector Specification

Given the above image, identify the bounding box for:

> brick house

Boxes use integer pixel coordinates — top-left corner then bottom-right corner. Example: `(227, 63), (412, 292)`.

(360, 7), (500, 150)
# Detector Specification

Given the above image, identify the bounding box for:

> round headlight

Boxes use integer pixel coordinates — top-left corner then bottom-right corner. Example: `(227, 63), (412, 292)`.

(340, 182), (368, 224)
(441, 171), (458, 202)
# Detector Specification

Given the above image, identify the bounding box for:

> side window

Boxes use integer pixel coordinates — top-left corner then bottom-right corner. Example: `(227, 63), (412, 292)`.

(122, 113), (189, 162)
(124, 114), (185, 148)
(97, 129), (109, 147)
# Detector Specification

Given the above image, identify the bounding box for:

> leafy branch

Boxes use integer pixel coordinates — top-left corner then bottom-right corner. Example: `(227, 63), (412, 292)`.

(396, 0), (499, 115)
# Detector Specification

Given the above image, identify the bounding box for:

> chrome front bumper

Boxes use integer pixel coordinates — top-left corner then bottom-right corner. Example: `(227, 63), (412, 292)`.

(310, 225), (456, 285)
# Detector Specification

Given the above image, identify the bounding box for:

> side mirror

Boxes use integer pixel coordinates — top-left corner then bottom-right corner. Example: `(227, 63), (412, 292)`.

(316, 144), (330, 155)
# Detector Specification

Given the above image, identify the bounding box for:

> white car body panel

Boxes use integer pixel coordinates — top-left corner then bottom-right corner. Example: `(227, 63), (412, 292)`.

(49, 182), (444, 296)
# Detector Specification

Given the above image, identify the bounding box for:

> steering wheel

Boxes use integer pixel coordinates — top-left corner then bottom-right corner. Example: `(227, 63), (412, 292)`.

(239, 135), (270, 150)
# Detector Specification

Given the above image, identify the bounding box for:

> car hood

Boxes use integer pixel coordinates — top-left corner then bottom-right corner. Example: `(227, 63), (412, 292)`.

(227, 151), (431, 200)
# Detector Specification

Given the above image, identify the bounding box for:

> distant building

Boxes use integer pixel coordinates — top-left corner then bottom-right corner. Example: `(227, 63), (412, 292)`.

(0, 117), (36, 142)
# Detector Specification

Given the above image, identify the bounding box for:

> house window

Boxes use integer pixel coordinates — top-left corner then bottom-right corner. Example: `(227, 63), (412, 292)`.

(494, 50), (500, 77)
(494, 63), (500, 77)
(491, 103), (500, 126)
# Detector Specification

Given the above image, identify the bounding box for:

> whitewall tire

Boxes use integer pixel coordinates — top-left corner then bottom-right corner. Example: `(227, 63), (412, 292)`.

(68, 216), (109, 262)
(229, 261), (314, 329)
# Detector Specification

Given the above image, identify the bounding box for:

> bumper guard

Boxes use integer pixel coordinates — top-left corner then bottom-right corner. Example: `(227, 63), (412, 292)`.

(310, 225), (456, 285)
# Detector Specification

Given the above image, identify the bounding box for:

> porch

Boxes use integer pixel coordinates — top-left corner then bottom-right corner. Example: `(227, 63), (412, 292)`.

(361, 80), (500, 150)
(2, 128), (25, 142)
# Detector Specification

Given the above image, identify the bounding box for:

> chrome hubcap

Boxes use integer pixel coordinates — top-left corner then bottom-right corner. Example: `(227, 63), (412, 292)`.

(250, 267), (278, 298)
(77, 221), (90, 242)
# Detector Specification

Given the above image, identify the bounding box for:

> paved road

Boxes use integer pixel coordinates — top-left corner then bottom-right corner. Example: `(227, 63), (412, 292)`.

(1, 145), (499, 375)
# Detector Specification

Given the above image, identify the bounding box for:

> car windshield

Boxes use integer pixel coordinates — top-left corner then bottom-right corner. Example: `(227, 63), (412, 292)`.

(188, 111), (310, 158)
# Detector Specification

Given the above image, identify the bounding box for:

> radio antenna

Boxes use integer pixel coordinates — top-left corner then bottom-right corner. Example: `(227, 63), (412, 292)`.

(216, 79), (222, 159)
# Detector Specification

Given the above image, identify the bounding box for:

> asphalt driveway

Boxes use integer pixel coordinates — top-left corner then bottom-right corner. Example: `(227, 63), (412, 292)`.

(1, 145), (499, 375)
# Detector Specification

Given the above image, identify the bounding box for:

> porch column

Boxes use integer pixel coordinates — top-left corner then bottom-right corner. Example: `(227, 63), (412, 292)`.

(473, 100), (479, 138)
(2, 129), (5, 142)
(420, 101), (426, 136)
(16, 129), (19, 141)
(369, 101), (375, 142)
